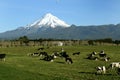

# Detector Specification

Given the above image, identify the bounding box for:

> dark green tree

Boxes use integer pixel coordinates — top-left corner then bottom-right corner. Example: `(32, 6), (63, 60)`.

(114, 40), (120, 46)
(18, 36), (29, 46)
(103, 38), (113, 43)
(88, 40), (94, 45)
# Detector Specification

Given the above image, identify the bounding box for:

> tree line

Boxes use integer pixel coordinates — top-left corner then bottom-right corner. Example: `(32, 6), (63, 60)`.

(88, 38), (120, 46)
(0, 36), (120, 47)
(13, 36), (120, 46)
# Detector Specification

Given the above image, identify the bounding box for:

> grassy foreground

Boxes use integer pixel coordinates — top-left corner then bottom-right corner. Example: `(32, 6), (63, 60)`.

(0, 45), (120, 80)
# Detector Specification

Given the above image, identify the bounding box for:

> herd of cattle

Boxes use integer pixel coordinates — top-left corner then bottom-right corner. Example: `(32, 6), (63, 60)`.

(0, 47), (120, 75)
(86, 50), (110, 61)
(87, 50), (120, 75)
(28, 48), (74, 64)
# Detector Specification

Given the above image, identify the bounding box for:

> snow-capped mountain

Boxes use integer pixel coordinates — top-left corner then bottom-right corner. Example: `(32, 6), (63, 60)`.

(26, 13), (70, 28)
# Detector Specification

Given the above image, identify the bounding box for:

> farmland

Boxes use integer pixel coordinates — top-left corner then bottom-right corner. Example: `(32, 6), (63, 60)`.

(0, 45), (120, 80)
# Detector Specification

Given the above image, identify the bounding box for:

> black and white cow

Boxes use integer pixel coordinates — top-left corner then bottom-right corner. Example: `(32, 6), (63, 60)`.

(109, 62), (120, 69)
(107, 62), (120, 74)
(43, 55), (54, 62)
(99, 53), (106, 57)
(87, 52), (98, 60)
(92, 51), (97, 55)
(51, 52), (59, 58)
(99, 50), (106, 57)
(0, 54), (6, 61)
(59, 51), (69, 58)
(104, 57), (110, 62)
(39, 52), (48, 56)
(96, 66), (106, 74)
(73, 52), (80, 55)
(65, 57), (73, 64)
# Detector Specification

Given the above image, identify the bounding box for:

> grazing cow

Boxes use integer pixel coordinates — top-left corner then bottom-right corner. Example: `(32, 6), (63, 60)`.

(99, 53), (106, 57)
(104, 57), (110, 62)
(59, 52), (69, 58)
(39, 52), (48, 59)
(100, 50), (105, 54)
(51, 52), (59, 58)
(87, 51), (97, 59)
(87, 53), (98, 60)
(43, 55), (54, 62)
(109, 62), (120, 69)
(39, 52), (48, 57)
(65, 57), (73, 64)
(107, 62), (120, 74)
(96, 66), (106, 74)
(0, 54), (6, 61)
(96, 66), (102, 74)
(73, 52), (80, 55)
(99, 50), (106, 57)
(92, 51), (97, 55)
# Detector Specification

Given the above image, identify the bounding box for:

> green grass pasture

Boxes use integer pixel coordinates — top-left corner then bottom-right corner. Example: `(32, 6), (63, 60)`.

(0, 45), (120, 80)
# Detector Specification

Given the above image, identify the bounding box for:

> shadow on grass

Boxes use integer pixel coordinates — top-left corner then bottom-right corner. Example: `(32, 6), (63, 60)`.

(55, 61), (65, 64)
(79, 71), (95, 74)
(78, 71), (113, 76)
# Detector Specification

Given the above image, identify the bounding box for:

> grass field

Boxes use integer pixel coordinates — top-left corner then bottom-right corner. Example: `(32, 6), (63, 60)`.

(0, 45), (120, 80)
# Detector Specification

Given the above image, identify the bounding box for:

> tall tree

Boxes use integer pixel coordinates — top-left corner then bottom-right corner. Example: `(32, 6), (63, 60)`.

(88, 40), (94, 45)
(18, 36), (29, 46)
(114, 40), (120, 46)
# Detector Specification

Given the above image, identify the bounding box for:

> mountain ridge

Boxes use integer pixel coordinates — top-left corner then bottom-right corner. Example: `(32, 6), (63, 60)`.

(0, 13), (120, 40)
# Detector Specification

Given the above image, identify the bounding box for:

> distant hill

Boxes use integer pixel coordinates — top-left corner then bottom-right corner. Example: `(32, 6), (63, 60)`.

(0, 13), (120, 40)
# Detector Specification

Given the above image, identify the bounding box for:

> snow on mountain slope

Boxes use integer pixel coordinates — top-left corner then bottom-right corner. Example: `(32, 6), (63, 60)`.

(28, 13), (70, 28)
